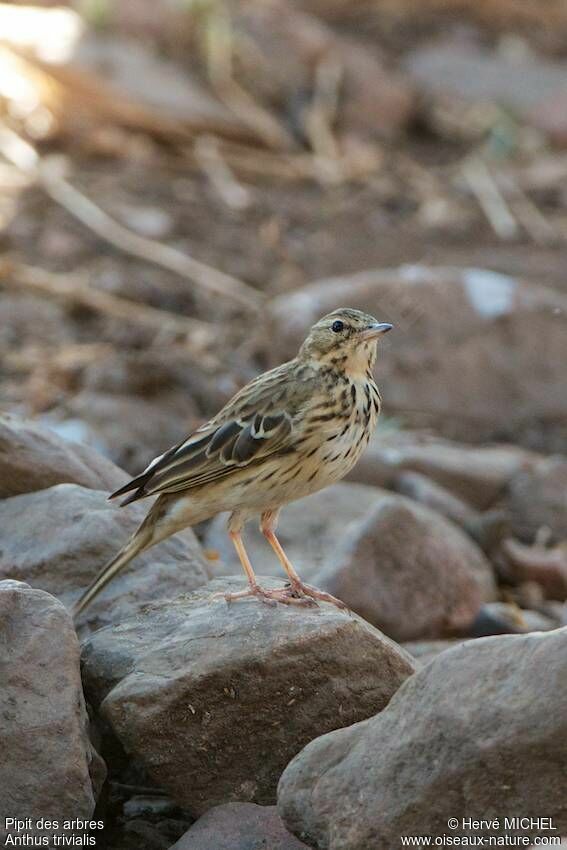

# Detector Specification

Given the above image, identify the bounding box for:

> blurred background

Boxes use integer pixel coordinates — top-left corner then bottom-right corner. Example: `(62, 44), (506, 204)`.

(1, 0), (567, 467)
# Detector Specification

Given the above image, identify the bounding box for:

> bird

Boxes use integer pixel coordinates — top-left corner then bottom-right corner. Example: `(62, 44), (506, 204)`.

(72, 308), (392, 618)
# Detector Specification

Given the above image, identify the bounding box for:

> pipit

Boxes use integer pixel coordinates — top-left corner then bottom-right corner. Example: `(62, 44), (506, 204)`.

(72, 308), (392, 617)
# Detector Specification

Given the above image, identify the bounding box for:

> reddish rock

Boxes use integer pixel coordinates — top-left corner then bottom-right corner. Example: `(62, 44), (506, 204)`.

(171, 803), (309, 850)
(316, 494), (495, 641)
(500, 538), (567, 601)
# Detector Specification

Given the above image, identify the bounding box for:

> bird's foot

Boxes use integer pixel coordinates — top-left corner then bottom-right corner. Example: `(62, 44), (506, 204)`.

(286, 581), (348, 610)
(214, 584), (316, 608)
(214, 585), (277, 607)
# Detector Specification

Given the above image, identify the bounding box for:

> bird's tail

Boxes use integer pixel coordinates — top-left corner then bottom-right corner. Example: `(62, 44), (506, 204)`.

(71, 528), (152, 621)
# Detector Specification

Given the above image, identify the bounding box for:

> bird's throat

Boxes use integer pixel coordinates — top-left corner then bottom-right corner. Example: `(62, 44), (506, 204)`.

(343, 342), (377, 380)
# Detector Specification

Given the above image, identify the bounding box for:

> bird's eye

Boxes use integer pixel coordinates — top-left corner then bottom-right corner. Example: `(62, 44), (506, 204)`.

(331, 320), (344, 333)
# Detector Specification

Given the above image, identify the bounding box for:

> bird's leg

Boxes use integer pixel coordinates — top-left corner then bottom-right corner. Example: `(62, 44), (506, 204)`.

(260, 510), (348, 610)
(218, 514), (311, 607)
(220, 530), (277, 606)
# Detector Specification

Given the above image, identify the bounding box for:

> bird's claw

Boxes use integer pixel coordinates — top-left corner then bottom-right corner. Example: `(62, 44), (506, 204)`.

(287, 581), (348, 610)
(212, 584), (317, 608)
(213, 587), (278, 607)
(212, 582), (346, 610)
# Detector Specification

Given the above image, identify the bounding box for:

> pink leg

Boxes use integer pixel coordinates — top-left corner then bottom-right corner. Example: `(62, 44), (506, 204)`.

(217, 520), (314, 607)
(260, 510), (348, 610)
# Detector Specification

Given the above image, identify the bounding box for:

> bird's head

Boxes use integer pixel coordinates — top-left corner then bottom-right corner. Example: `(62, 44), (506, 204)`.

(298, 308), (393, 376)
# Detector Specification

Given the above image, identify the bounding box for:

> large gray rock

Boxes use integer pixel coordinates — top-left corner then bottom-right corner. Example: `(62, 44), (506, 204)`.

(269, 266), (567, 451)
(81, 578), (415, 816)
(0, 483), (210, 631)
(278, 628), (567, 849)
(0, 413), (128, 499)
(316, 495), (496, 641)
(171, 803), (309, 850)
(0, 581), (105, 846)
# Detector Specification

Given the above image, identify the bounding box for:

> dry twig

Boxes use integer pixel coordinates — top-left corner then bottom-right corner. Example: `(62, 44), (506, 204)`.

(497, 173), (560, 246)
(0, 259), (216, 353)
(214, 78), (296, 153)
(0, 127), (263, 311)
(304, 54), (343, 181)
(194, 134), (251, 210)
(462, 156), (519, 240)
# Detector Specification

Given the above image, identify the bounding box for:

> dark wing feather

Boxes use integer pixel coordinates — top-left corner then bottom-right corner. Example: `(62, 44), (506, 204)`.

(110, 359), (315, 505)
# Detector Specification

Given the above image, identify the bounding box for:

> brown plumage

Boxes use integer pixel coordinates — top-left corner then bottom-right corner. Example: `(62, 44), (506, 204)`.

(72, 308), (392, 617)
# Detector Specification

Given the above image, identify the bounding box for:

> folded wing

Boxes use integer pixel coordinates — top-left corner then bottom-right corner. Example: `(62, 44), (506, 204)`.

(109, 359), (319, 505)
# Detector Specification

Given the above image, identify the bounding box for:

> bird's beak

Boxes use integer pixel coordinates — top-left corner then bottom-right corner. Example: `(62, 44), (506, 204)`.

(359, 322), (393, 341)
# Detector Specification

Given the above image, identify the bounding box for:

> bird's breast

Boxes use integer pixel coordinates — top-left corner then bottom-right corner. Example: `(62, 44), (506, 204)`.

(288, 375), (381, 496)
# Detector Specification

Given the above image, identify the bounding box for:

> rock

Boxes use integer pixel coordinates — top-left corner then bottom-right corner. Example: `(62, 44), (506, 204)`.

(402, 639), (464, 666)
(316, 495), (495, 641)
(0, 581), (104, 845)
(463, 509), (511, 555)
(171, 803), (309, 850)
(405, 41), (567, 137)
(467, 601), (537, 637)
(110, 819), (185, 850)
(73, 33), (257, 144)
(63, 390), (198, 474)
(348, 429), (535, 509)
(79, 348), (234, 419)
(81, 578), (415, 815)
(268, 266), (567, 451)
(499, 538), (567, 601)
(0, 413), (128, 499)
(393, 469), (477, 525)
(103, 791), (192, 850)
(0, 483), (210, 631)
(506, 456), (567, 542)
(278, 628), (567, 849)
(204, 482), (387, 581)
(519, 609), (561, 632)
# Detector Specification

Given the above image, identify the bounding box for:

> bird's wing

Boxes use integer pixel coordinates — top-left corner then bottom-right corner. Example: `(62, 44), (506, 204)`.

(110, 361), (313, 504)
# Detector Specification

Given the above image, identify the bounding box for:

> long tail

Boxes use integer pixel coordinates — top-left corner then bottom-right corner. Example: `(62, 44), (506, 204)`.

(72, 528), (152, 621)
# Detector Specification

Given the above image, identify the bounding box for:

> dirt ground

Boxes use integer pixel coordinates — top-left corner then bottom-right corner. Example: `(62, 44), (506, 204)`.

(1, 0), (567, 465)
